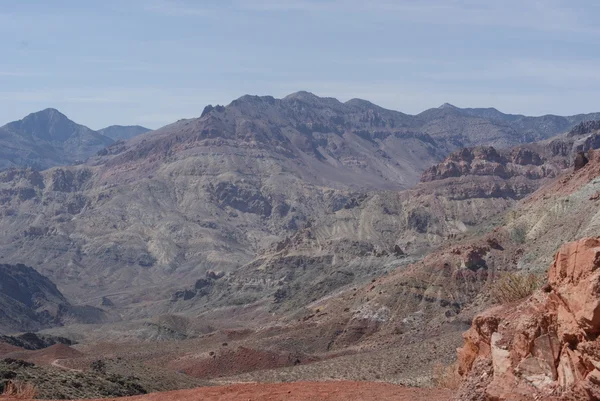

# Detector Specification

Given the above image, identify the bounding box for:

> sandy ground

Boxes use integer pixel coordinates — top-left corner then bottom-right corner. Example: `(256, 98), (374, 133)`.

(1, 381), (453, 401)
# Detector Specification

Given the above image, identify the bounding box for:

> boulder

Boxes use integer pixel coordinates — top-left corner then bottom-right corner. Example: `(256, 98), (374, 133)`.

(574, 152), (589, 171)
(548, 238), (600, 335)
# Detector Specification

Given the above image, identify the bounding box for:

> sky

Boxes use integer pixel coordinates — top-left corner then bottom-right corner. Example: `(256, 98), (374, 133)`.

(1, 0), (600, 129)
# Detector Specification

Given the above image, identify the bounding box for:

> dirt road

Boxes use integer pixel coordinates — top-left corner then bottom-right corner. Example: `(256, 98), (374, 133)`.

(50, 359), (82, 372)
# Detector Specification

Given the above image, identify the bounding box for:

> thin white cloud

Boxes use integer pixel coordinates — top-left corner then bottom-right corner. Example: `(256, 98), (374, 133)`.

(509, 59), (600, 85)
(238, 0), (600, 34)
(131, 0), (600, 37)
(80, 58), (175, 74)
(342, 56), (457, 67)
(239, 0), (331, 12)
(411, 58), (600, 89)
(143, 0), (213, 16)
(0, 87), (204, 105)
(0, 70), (44, 77)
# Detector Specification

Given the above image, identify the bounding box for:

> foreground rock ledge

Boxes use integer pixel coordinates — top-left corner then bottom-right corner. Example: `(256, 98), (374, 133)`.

(456, 237), (600, 401)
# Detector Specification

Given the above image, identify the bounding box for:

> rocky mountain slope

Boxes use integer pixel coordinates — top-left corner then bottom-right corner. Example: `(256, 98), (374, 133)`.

(139, 132), (600, 387)
(3, 94), (600, 399)
(0, 98), (598, 396)
(0, 263), (109, 334)
(33, 146), (600, 393)
(170, 124), (600, 317)
(0, 94), (598, 318)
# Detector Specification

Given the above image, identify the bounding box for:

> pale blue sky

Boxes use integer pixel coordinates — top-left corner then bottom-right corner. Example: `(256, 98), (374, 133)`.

(1, 0), (600, 129)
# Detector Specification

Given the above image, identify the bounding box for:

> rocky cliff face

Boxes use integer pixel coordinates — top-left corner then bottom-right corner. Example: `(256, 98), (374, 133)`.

(568, 120), (600, 137)
(456, 238), (600, 400)
(421, 146), (554, 182)
(0, 263), (109, 334)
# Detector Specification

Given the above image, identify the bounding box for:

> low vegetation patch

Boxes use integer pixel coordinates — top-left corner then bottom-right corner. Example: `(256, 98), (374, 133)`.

(2, 380), (38, 399)
(509, 224), (528, 244)
(431, 363), (461, 389)
(491, 272), (544, 304)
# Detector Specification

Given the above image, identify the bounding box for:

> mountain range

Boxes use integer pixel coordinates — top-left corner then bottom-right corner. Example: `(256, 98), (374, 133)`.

(0, 92), (597, 312)
(1, 94), (599, 177)
(2, 91), (600, 396)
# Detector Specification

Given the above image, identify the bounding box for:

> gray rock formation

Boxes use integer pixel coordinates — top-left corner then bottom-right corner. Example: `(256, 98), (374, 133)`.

(0, 263), (109, 333)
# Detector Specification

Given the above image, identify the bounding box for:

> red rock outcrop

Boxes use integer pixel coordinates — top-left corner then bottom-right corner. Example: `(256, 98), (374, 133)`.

(420, 146), (557, 183)
(456, 238), (600, 400)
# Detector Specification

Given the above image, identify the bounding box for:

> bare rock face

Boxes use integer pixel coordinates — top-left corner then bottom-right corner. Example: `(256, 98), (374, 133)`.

(510, 148), (544, 166)
(456, 238), (600, 400)
(568, 120), (600, 137)
(0, 263), (110, 333)
(421, 146), (558, 183)
(574, 152), (590, 171)
(548, 238), (600, 338)
(421, 147), (507, 181)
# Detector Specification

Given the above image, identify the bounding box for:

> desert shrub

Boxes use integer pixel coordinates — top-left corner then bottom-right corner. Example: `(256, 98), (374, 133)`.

(2, 359), (34, 368)
(105, 374), (146, 395)
(2, 380), (38, 399)
(432, 362), (461, 389)
(491, 272), (544, 304)
(229, 294), (259, 305)
(156, 314), (190, 335)
(509, 224), (528, 244)
(90, 359), (106, 374)
(273, 288), (287, 303)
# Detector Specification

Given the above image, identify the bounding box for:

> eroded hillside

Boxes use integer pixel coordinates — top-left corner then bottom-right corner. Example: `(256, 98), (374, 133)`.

(0, 95), (599, 322)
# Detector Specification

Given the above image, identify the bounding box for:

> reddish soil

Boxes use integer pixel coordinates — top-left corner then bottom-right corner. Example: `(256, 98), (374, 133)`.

(0, 343), (21, 357)
(3, 344), (83, 366)
(1, 381), (453, 401)
(171, 346), (318, 379)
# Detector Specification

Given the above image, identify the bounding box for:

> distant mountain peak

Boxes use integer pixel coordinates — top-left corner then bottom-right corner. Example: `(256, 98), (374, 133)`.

(345, 98), (377, 108)
(7, 108), (78, 136)
(438, 103), (459, 110)
(22, 108), (70, 123)
(283, 91), (320, 101)
(100, 124), (148, 130)
(0, 108), (114, 168)
(98, 125), (151, 141)
(38, 107), (61, 114)
(231, 94), (276, 106)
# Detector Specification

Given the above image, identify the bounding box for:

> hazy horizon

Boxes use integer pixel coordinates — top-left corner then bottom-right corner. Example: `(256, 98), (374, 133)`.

(2, 0), (600, 129)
